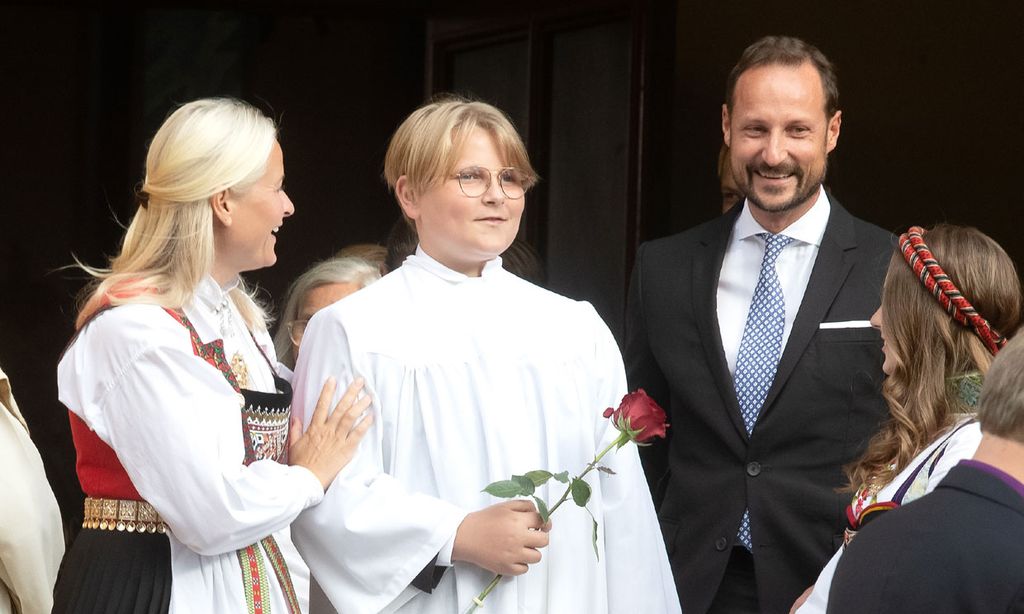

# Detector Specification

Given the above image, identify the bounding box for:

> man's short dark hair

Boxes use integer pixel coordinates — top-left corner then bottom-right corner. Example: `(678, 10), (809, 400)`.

(725, 35), (839, 118)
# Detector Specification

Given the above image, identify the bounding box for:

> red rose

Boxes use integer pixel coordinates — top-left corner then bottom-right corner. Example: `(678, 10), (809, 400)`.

(602, 389), (669, 443)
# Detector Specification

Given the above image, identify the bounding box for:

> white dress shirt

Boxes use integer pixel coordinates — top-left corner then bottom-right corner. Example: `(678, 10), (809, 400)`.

(717, 188), (832, 375)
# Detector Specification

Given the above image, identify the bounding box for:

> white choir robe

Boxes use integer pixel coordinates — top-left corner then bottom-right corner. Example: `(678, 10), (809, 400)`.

(58, 276), (320, 613)
(291, 250), (680, 614)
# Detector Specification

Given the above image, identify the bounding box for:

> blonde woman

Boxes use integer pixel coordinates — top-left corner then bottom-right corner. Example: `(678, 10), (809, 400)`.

(793, 224), (1022, 613)
(54, 98), (371, 613)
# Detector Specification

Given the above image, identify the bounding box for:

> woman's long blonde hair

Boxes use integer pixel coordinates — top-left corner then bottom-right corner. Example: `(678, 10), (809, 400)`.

(844, 224), (1022, 491)
(75, 98), (277, 331)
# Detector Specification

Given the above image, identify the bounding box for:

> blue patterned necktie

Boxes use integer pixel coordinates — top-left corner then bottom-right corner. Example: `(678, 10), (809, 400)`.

(733, 232), (793, 550)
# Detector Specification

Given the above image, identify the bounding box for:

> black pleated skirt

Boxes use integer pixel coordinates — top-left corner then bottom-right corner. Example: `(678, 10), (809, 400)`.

(52, 528), (172, 614)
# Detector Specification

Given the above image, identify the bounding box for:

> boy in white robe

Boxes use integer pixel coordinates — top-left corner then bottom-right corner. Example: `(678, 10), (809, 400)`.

(292, 96), (680, 614)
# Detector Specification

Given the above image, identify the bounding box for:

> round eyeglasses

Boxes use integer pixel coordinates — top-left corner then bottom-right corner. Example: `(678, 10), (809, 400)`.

(452, 166), (528, 199)
(286, 319), (309, 346)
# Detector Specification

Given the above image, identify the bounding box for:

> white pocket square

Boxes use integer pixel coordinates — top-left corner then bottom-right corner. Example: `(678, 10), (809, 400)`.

(819, 320), (873, 329)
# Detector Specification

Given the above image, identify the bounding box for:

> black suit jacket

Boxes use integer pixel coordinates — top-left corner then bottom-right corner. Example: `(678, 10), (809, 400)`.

(625, 199), (892, 613)
(828, 464), (1024, 613)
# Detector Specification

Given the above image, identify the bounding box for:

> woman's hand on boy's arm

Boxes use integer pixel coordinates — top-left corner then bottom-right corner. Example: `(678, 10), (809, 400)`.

(289, 377), (374, 490)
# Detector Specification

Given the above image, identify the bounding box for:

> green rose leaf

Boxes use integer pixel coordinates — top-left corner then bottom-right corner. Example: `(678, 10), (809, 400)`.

(552, 471), (570, 483)
(533, 496), (551, 523)
(512, 474), (536, 496)
(524, 470), (554, 487)
(585, 507), (600, 560)
(483, 479), (524, 498)
(570, 477), (592, 507)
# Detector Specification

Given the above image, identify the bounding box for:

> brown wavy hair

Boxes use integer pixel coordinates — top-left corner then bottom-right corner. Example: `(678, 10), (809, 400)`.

(844, 224), (1022, 492)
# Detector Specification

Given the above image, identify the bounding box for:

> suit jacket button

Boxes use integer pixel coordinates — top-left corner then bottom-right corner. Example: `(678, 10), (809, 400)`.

(715, 537), (728, 551)
(746, 461), (762, 476)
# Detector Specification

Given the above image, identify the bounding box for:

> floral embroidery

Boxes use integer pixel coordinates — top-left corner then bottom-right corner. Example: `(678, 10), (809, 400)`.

(262, 536), (302, 614)
(238, 544), (270, 614)
(245, 411), (290, 464)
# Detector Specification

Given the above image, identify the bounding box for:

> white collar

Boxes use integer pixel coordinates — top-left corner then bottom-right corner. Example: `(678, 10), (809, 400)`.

(194, 274), (240, 314)
(406, 246), (504, 283)
(733, 187), (831, 247)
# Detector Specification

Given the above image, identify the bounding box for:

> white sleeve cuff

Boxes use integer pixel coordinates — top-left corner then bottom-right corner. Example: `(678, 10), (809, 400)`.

(436, 527), (458, 566)
(294, 465), (326, 506)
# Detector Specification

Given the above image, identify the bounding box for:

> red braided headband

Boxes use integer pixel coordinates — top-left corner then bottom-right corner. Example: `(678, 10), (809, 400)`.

(899, 226), (1007, 355)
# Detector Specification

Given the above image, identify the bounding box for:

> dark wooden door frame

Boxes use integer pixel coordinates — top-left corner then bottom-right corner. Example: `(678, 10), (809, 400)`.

(425, 1), (675, 297)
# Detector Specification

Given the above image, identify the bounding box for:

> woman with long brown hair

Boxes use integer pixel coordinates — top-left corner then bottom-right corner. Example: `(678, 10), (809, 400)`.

(793, 223), (1022, 613)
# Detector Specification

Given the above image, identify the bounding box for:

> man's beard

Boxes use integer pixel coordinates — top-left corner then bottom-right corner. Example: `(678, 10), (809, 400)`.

(743, 159), (825, 214)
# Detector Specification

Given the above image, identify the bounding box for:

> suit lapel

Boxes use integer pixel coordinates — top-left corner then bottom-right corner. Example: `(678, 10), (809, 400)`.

(758, 200), (857, 418)
(694, 207), (750, 440)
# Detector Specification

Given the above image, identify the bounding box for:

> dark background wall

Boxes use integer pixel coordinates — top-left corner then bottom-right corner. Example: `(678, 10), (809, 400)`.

(3, 0), (1022, 539)
(670, 0), (1024, 244)
(2, 5), (429, 535)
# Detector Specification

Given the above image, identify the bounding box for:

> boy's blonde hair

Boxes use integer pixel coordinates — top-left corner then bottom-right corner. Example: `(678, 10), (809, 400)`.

(383, 95), (537, 203)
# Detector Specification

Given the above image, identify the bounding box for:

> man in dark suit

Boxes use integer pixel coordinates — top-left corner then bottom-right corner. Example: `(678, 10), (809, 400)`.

(828, 336), (1024, 614)
(625, 36), (892, 613)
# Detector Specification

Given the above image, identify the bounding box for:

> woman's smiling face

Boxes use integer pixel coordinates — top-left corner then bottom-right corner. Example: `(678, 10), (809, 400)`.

(215, 140), (294, 279)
